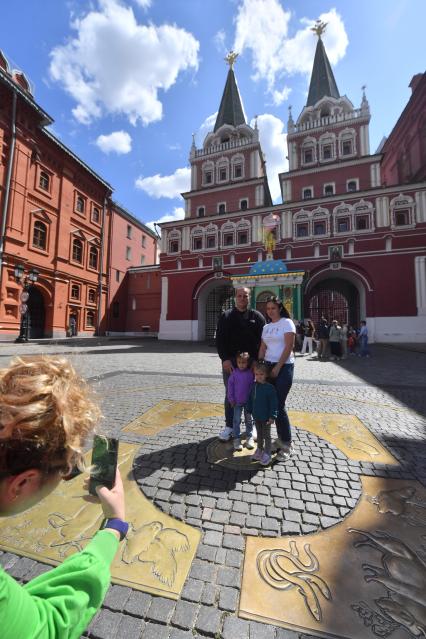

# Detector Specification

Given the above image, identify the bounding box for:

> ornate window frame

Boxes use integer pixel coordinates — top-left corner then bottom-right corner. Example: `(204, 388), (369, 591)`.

(346, 178), (359, 193)
(217, 202), (227, 214)
(202, 160), (214, 187)
(353, 199), (374, 233)
(293, 210), (311, 240)
(204, 223), (218, 251)
(323, 182), (335, 196)
(301, 136), (316, 166)
(302, 186), (314, 200)
(333, 203), (353, 236)
(167, 229), (181, 254)
(319, 132), (336, 163)
(312, 207), (330, 238)
(216, 156), (229, 183)
(236, 219), (251, 246)
(190, 225), (204, 252)
(231, 153), (245, 180)
(220, 220), (236, 248)
(339, 128), (357, 158)
(390, 194), (415, 230)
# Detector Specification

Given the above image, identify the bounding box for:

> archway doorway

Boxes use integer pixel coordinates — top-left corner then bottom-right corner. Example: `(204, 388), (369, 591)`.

(205, 284), (234, 340)
(27, 285), (45, 338)
(306, 278), (359, 327)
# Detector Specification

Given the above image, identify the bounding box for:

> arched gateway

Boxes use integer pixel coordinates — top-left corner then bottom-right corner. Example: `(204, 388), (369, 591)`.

(204, 284), (234, 340)
(305, 273), (365, 327)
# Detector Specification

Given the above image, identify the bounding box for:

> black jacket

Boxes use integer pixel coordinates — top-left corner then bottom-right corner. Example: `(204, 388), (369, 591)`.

(216, 307), (265, 362)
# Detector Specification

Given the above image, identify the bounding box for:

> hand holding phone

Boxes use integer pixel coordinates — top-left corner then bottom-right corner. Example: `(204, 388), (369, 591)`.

(96, 468), (125, 521)
(89, 435), (119, 496)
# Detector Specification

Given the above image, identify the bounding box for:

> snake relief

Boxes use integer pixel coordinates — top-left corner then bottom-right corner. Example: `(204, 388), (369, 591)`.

(256, 540), (331, 622)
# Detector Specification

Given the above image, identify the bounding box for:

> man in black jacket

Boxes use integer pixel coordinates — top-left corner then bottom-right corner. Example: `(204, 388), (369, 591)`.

(215, 287), (265, 440)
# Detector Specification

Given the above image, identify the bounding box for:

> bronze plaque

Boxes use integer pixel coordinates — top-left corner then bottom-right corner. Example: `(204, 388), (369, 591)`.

(240, 476), (426, 638)
(124, 399), (223, 436)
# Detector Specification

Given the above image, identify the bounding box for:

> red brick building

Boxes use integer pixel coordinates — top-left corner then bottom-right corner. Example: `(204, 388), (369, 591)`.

(0, 50), (158, 340)
(156, 35), (426, 343)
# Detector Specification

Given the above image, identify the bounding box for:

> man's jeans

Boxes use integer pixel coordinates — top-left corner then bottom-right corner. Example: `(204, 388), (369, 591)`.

(360, 336), (370, 357)
(232, 404), (253, 439)
(270, 363), (294, 443)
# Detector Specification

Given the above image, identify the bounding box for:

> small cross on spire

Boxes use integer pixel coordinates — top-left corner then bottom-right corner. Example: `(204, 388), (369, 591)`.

(311, 19), (327, 38)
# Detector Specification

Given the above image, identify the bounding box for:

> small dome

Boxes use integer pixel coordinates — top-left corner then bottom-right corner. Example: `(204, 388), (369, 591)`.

(248, 259), (288, 276)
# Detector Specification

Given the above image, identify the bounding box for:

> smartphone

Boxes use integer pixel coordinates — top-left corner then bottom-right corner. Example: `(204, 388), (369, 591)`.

(88, 435), (119, 496)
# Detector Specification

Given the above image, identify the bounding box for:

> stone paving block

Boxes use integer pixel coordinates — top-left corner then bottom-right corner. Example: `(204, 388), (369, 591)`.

(0, 552), (20, 570)
(283, 509), (301, 523)
(288, 498), (305, 512)
(218, 586), (239, 612)
(171, 600), (199, 630)
(225, 548), (244, 568)
(181, 577), (204, 603)
(116, 614), (145, 639)
(223, 533), (245, 551)
(89, 609), (122, 639)
(321, 504), (340, 518)
(196, 544), (217, 562)
(249, 620), (277, 638)
(211, 509), (230, 524)
(251, 504), (266, 516)
(103, 585), (132, 611)
(233, 501), (249, 513)
(169, 629), (195, 639)
(142, 622), (171, 639)
(24, 562), (51, 581)
(216, 566), (241, 588)
(262, 517), (280, 531)
(200, 582), (217, 606)
(215, 547), (227, 564)
(194, 606), (223, 637)
(281, 521), (301, 534)
(321, 515), (340, 528)
(222, 615), (250, 639)
(190, 559), (217, 582)
(8, 557), (37, 580)
(124, 591), (152, 618)
(203, 530), (223, 546)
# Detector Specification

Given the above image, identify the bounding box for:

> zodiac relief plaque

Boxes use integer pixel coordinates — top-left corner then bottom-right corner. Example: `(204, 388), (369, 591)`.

(240, 477), (426, 638)
(0, 443), (200, 599)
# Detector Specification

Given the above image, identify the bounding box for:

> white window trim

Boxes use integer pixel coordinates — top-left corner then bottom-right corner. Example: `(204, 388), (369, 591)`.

(302, 186), (314, 200)
(235, 221), (251, 247)
(231, 154), (245, 180)
(339, 128), (357, 158)
(239, 197), (249, 210)
(217, 201), (227, 214)
(167, 229), (181, 254)
(301, 137), (317, 166)
(390, 195), (416, 230)
(216, 157), (229, 184)
(346, 178), (359, 192)
(221, 221), (236, 248)
(319, 133), (336, 163)
(197, 206), (206, 217)
(202, 161), (215, 187)
(323, 182), (335, 196)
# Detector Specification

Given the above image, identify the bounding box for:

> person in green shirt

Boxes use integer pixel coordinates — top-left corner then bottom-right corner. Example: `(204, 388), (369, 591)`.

(0, 355), (127, 639)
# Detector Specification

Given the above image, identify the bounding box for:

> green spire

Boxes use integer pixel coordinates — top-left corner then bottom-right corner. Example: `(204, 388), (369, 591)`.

(214, 52), (246, 132)
(306, 24), (340, 107)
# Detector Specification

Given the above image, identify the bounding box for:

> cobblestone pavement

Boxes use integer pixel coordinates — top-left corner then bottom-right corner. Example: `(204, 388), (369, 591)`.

(1, 339), (426, 639)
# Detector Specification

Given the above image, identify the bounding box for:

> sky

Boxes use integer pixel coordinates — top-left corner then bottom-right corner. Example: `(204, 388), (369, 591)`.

(1, 0), (425, 230)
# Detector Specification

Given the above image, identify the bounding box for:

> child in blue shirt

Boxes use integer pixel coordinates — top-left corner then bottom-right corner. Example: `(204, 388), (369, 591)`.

(247, 361), (278, 466)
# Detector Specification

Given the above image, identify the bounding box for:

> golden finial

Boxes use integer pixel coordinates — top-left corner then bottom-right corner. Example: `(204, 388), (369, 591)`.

(311, 19), (327, 38)
(225, 50), (239, 69)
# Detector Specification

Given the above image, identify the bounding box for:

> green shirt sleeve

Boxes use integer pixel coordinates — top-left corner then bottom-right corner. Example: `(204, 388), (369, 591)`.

(1, 529), (119, 639)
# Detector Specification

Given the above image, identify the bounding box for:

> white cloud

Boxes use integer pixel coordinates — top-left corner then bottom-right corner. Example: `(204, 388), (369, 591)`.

(251, 113), (288, 203)
(96, 130), (132, 154)
(214, 29), (227, 54)
(135, 167), (191, 198)
(197, 111), (218, 145)
(271, 85), (292, 106)
(49, 0), (199, 125)
(234, 1), (348, 99)
(133, 0), (152, 8)
(146, 206), (185, 233)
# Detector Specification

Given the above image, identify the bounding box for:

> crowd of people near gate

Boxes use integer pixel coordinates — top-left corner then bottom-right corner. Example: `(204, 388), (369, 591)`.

(295, 316), (370, 360)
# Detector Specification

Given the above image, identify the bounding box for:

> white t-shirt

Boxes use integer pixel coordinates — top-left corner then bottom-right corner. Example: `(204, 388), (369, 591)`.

(262, 318), (296, 364)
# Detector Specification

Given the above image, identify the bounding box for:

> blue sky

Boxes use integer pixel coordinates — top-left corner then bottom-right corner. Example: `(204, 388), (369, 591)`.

(1, 0), (425, 228)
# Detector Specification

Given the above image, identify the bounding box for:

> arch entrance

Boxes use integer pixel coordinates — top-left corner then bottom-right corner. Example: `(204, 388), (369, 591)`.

(204, 284), (234, 341)
(27, 286), (45, 338)
(306, 278), (359, 327)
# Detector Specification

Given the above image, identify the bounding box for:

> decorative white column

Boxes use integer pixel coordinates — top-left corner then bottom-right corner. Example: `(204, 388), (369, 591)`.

(415, 256), (426, 315)
(415, 190), (426, 223)
(160, 276), (168, 320)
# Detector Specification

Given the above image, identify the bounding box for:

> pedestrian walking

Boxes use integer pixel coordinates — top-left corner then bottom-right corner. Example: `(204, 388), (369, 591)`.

(358, 320), (370, 357)
(301, 319), (315, 355)
(317, 316), (329, 360)
(329, 320), (342, 360)
(246, 361), (278, 466)
(341, 323), (349, 359)
(227, 351), (255, 451)
(258, 296), (296, 462)
(216, 287), (265, 442)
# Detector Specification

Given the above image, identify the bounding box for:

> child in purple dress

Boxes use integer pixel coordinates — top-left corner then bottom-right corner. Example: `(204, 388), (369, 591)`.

(227, 352), (255, 451)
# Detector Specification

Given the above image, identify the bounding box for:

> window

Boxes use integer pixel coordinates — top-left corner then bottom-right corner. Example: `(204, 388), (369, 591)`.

(112, 302), (119, 318)
(223, 233), (234, 246)
(233, 164), (242, 178)
(219, 167), (227, 181)
(89, 246), (98, 269)
(337, 218), (350, 233)
(322, 144), (332, 160)
(218, 203), (226, 214)
(206, 236), (216, 249)
(141, 235), (146, 247)
(115, 270), (120, 282)
(92, 207), (100, 223)
(240, 199), (248, 211)
(127, 225), (132, 239)
(303, 188), (312, 200)
(342, 140), (353, 155)
(86, 310), (95, 327)
(32, 221), (47, 250)
(356, 216), (369, 230)
(170, 240), (179, 253)
(71, 284), (80, 300)
(39, 171), (50, 191)
(237, 231), (248, 245)
(324, 184), (334, 196)
(72, 238), (83, 263)
(126, 246), (131, 260)
(193, 236), (203, 251)
(347, 180), (358, 192)
(204, 170), (213, 184)
(303, 149), (313, 164)
(395, 209), (409, 226)
(140, 255), (145, 265)
(76, 195), (85, 214)
(88, 289), (96, 303)
(296, 224), (309, 238)
(197, 207), (205, 218)
(313, 221), (326, 236)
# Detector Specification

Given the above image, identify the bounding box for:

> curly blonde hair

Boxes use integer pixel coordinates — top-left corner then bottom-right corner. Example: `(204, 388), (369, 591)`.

(0, 356), (101, 478)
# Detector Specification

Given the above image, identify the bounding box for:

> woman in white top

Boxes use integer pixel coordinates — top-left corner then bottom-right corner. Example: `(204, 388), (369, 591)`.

(258, 296), (296, 461)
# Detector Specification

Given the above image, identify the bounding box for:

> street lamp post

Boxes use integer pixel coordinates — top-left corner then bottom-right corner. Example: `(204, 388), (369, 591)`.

(14, 263), (39, 343)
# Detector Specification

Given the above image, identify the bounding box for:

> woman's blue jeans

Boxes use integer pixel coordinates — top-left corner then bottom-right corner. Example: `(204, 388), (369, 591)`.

(270, 363), (294, 443)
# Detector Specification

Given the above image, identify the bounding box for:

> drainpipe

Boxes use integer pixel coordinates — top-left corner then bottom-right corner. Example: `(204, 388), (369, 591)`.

(96, 194), (109, 336)
(0, 91), (17, 299)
